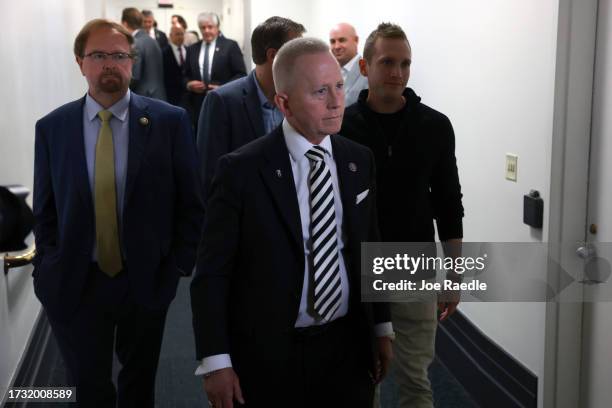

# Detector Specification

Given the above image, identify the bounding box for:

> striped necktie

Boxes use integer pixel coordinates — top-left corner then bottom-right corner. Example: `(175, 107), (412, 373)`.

(95, 110), (122, 277)
(305, 146), (341, 322)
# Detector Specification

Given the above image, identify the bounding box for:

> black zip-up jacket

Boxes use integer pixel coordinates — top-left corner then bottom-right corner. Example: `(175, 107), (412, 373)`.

(341, 88), (464, 243)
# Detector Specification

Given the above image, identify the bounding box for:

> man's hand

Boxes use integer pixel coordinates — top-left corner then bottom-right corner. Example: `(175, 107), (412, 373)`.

(188, 80), (206, 93)
(204, 367), (245, 408)
(438, 290), (460, 321)
(207, 84), (220, 91)
(373, 336), (393, 384)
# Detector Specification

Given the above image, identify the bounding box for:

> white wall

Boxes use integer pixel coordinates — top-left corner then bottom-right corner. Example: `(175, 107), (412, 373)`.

(248, 1), (561, 405)
(0, 0), (102, 400)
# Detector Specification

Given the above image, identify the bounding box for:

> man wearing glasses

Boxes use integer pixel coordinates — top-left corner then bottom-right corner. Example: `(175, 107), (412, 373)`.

(33, 19), (203, 407)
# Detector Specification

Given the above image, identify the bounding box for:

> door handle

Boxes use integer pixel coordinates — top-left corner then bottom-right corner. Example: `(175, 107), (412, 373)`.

(3, 244), (36, 275)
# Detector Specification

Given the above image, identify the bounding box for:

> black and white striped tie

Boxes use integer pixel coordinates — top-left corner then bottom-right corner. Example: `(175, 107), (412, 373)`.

(305, 146), (341, 322)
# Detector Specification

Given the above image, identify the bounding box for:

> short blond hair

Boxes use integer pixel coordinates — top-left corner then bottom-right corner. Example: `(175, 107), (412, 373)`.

(272, 37), (330, 93)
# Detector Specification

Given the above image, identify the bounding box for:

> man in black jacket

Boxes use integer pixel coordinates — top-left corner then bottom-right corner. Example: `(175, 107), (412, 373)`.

(340, 23), (464, 408)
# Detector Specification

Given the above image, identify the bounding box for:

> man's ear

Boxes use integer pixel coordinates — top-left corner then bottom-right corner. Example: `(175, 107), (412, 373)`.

(76, 56), (85, 76)
(359, 58), (368, 76)
(274, 93), (291, 117)
(266, 48), (277, 63)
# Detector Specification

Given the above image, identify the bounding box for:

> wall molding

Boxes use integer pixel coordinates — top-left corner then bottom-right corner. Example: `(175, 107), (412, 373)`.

(437, 310), (538, 408)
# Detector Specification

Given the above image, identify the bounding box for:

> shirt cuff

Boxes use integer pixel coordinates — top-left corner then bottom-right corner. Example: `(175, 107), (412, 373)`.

(374, 322), (393, 337)
(194, 354), (233, 376)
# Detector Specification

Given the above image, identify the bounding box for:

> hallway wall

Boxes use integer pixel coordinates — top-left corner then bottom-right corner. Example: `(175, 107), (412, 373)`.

(0, 0), (104, 399)
(248, 1), (560, 405)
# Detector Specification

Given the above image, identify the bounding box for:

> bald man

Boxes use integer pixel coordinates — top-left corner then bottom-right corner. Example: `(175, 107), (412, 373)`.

(329, 22), (368, 107)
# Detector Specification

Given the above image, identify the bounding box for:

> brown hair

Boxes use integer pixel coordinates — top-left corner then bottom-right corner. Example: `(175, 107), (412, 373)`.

(73, 19), (134, 58)
(121, 7), (143, 30)
(251, 16), (306, 65)
(363, 22), (410, 63)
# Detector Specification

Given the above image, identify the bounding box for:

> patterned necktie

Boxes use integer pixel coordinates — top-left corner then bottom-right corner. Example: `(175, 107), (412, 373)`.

(95, 110), (122, 277)
(305, 146), (341, 322)
(202, 42), (211, 84)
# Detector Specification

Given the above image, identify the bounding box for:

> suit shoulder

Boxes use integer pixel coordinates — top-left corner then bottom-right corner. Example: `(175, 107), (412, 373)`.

(36, 98), (82, 127)
(333, 134), (373, 159)
(135, 94), (187, 118)
(212, 75), (249, 98)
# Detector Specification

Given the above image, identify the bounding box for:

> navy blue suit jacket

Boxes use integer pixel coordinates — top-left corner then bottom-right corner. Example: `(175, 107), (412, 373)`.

(184, 36), (247, 126)
(196, 70), (266, 201)
(33, 93), (204, 322)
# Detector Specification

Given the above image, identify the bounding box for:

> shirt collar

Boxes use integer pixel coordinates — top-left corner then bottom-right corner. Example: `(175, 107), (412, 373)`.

(85, 89), (131, 123)
(282, 119), (333, 163)
(343, 53), (360, 73)
(252, 71), (275, 110)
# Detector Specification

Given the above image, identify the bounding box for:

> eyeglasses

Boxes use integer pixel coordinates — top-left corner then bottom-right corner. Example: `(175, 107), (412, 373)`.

(83, 52), (134, 64)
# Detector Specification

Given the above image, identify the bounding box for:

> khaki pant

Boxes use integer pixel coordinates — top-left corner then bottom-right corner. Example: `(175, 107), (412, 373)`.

(375, 296), (437, 408)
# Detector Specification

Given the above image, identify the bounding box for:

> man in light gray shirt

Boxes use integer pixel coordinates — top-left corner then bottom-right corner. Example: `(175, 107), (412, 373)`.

(330, 22), (368, 107)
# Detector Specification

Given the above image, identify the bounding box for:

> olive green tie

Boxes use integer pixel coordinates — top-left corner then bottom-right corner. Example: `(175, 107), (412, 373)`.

(95, 110), (122, 276)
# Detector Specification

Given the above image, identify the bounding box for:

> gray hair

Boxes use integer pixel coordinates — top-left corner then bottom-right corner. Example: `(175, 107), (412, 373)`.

(197, 12), (220, 27)
(273, 37), (331, 93)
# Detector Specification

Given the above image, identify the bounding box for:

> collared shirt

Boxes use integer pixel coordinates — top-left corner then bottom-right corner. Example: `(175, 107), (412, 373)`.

(252, 71), (283, 134)
(198, 38), (217, 81)
(195, 119), (391, 375)
(172, 43), (186, 66)
(83, 90), (130, 260)
(341, 54), (360, 82)
(148, 28), (156, 40)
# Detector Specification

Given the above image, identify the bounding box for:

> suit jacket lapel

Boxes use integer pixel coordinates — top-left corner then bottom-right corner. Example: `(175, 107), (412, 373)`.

(125, 94), (150, 204)
(243, 72), (265, 138)
(210, 37), (223, 80)
(71, 96), (94, 215)
(260, 128), (303, 256)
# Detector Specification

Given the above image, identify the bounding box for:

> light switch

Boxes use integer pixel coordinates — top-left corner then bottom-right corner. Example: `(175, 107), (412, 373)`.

(506, 154), (518, 181)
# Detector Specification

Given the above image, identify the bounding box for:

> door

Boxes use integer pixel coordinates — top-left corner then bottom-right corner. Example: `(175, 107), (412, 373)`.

(580, 1), (612, 406)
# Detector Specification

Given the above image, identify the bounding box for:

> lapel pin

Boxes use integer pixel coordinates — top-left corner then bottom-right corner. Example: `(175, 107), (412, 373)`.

(349, 162), (357, 172)
(276, 169), (282, 178)
(139, 117), (149, 126)
(216, 47), (220, 52)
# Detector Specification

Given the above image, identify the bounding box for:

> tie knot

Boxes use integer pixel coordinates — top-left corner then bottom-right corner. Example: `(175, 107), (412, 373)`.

(98, 110), (113, 122)
(305, 146), (327, 163)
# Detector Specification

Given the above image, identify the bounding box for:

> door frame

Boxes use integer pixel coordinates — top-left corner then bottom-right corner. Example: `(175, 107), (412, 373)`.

(545, 0), (599, 407)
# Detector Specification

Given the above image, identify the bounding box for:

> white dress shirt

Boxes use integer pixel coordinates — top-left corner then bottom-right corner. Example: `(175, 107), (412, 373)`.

(171, 44), (186, 66)
(195, 119), (391, 375)
(198, 38), (217, 80)
(341, 54), (360, 82)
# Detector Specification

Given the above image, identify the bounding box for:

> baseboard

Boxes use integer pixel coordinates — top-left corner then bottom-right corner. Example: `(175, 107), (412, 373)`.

(3, 309), (59, 408)
(436, 310), (538, 408)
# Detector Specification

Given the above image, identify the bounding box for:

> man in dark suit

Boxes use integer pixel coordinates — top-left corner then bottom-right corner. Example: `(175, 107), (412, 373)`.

(191, 37), (393, 408)
(122, 8), (167, 101)
(184, 12), (247, 128)
(341, 23), (464, 408)
(196, 16), (305, 200)
(142, 9), (169, 49)
(33, 19), (203, 407)
(163, 25), (187, 107)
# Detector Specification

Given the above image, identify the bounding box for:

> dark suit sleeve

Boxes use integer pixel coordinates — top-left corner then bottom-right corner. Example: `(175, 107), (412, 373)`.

(191, 155), (241, 359)
(196, 91), (230, 203)
(33, 120), (57, 265)
(431, 115), (464, 240)
(365, 148), (391, 325)
(170, 109), (204, 274)
(130, 40), (144, 87)
(183, 45), (198, 84)
(226, 41), (247, 81)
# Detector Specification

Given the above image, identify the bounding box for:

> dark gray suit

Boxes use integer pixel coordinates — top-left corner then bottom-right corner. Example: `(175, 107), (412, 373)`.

(131, 30), (167, 101)
(196, 70), (267, 201)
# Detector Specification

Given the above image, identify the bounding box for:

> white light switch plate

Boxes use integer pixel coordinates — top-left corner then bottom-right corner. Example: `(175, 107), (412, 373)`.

(506, 154), (518, 181)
